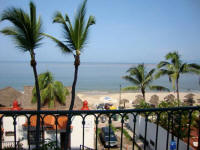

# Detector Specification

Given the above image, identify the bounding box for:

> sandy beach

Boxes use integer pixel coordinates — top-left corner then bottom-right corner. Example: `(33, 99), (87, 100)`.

(77, 91), (200, 109)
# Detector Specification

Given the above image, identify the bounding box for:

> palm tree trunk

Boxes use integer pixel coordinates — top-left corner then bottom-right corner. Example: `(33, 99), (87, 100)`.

(30, 53), (41, 149)
(176, 79), (180, 107)
(65, 55), (80, 149)
(69, 56), (80, 110)
(141, 88), (145, 101)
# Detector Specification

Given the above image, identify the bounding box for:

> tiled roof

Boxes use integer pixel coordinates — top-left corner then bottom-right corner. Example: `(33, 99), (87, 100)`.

(23, 115), (68, 130)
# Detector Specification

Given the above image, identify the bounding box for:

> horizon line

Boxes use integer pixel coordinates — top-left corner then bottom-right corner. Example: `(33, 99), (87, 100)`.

(0, 60), (199, 64)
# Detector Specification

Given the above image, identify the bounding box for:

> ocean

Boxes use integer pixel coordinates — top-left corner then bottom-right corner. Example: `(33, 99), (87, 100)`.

(0, 61), (200, 92)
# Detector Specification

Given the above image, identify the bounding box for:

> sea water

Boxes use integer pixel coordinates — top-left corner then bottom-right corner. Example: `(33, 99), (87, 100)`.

(0, 61), (199, 92)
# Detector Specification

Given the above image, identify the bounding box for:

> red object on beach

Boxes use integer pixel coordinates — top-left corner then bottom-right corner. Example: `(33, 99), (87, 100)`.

(11, 100), (21, 111)
(81, 100), (89, 110)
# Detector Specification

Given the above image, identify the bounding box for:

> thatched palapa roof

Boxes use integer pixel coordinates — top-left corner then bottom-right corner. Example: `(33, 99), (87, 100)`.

(149, 95), (159, 106)
(119, 99), (129, 104)
(164, 94), (175, 102)
(132, 95), (144, 105)
(0, 87), (23, 107)
(0, 86), (82, 110)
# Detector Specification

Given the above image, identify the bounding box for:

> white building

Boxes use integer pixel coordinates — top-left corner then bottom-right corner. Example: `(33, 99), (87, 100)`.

(128, 114), (194, 150)
(1, 100), (95, 150)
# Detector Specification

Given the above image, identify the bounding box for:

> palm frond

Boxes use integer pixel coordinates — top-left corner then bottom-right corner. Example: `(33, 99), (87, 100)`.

(80, 15), (95, 49)
(157, 61), (170, 68)
(149, 85), (170, 92)
(122, 75), (140, 85)
(30, 2), (36, 26)
(127, 66), (143, 82)
(52, 12), (75, 50)
(0, 2), (43, 51)
(142, 68), (155, 86)
(155, 69), (173, 79)
(122, 86), (140, 91)
(53, 81), (66, 104)
(179, 63), (188, 73)
(73, 0), (87, 49)
(0, 27), (18, 35)
(188, 63), (200, 69)
(42, 33), (72, 54)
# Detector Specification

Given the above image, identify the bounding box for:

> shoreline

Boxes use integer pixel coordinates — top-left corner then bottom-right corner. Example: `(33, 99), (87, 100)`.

(77, 91), (200, 108)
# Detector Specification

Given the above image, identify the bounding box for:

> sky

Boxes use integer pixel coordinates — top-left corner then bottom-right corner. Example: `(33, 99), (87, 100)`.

(0, 0), (200, 63)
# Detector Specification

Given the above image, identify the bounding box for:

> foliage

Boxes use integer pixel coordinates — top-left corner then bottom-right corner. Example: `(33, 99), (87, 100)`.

(158, 100), (197, 139)
(135, 100), (152, 109)
(111, 125), (132, 141)
(0, 2), (43, 52)
(156, 51), (200, 103)
(43, 0), (95, 111)
(32, 140), (61, 150)
(122, 64), (169, 100)
(32, 71), (69, 108)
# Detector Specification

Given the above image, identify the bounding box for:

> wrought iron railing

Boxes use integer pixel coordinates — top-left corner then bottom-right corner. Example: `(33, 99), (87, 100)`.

(2, 141), (20, 149)
(0, 106), (199, 150)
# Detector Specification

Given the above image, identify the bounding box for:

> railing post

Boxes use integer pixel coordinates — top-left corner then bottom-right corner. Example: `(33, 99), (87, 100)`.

(13, 116), (17, 150)
(120, 114), (124, 150)
(144, 114), (148, 150)
(176, 111), (182, 150)
(166, 112), (171, 150)
(132, 114), (137, 150)
(55, 116), (58, 149)
(65, 114), (72, 150)
(198, 109), (200, 150)
(95, 116), (99, 150)
(108, 115), (112, 150)
(187, 111), (192, 150)
(155, 113), (160, 150)
(35, 111), (41, 150)
(27, 116), (31, 150)
(82, 117), (86, 150)
(0, 117), (2, 150)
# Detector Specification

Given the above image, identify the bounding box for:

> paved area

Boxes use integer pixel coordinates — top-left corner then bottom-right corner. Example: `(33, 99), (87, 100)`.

(96, 120), (140, 150)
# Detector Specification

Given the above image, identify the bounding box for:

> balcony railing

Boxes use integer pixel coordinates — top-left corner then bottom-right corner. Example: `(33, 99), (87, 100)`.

(2, 141), (20, 149)
(0, 106), (199, 150)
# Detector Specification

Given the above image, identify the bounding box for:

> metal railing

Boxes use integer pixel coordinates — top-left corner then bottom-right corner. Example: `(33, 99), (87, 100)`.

(0, 106), (199, 150)
(2, 141), (20, 149)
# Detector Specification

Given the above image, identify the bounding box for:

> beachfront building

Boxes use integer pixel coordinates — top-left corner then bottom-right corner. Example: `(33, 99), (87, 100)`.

(1, 100), (95, 149)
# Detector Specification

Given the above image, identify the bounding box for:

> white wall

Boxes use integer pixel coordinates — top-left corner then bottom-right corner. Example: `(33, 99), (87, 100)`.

(128, 114), (194, 150)
(3, 116), (28, 149)
(71, 115), (95, 149)
(2, 116), (60, 150)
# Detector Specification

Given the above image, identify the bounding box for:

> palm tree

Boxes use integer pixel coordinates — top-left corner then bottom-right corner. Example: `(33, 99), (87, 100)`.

(0, 2), (43, 148)
(122, 64), (169, 100)
(156, 51), (200, 106)
(32, 71), (69, 108)
(43, 0), (95, 110)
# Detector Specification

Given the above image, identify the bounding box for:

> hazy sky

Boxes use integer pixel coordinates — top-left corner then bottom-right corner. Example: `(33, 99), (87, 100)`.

(0, 0), (200, 63)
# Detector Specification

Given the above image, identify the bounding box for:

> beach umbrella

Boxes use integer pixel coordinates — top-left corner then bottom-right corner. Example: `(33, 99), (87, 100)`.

(133, 95), (144, 106)
(100, 96), (117, 104)
(120, 99), (129, 108)
(183, 98), (195, 106)
(149, 95), (159, 107)
(183, 93), (196, 106)
(164, 94), (175, 102)
(184, 93), (195, 99)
